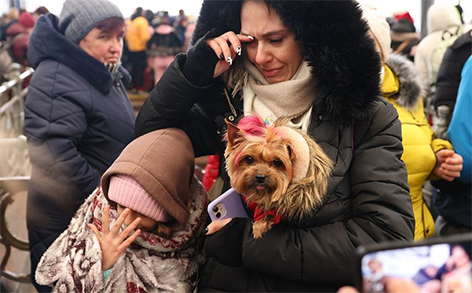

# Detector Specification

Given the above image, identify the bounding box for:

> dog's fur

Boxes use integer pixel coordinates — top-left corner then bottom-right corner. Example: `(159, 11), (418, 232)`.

(225, 116), (333, 238)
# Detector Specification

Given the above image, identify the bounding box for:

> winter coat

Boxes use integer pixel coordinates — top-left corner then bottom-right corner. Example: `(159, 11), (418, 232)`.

(449, 55), (472, 183)
(24, 13), (136, 283)
(414, 4), (464, 89)
(125, 16), (151, 52)
(135, 1), (414, 291)
(434, 29), (472, 111)
(433, 55), (472, 229)
(202, 154), (220, 192)
(384, 54), (452, 240)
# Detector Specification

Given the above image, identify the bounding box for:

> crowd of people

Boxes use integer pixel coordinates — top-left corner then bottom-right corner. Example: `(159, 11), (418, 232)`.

(0, 5), (193, 89)
(122, 7), (193, 92)
(0, 0), (470, 292)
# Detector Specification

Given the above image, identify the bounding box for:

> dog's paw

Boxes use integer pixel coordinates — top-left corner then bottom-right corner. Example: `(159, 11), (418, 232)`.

(252, 220), (272, 239)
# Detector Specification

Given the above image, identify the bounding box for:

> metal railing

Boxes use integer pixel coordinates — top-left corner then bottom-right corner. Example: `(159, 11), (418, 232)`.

(0, 64), (33, 287)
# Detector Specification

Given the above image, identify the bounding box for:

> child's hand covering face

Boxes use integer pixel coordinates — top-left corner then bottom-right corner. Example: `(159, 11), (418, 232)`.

(116, 204), (159, 232)
(87, 205), (141, 270)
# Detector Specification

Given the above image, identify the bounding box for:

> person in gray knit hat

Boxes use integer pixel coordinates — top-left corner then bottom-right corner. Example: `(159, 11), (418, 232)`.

(24, 0), (135, 291)
(58, 0), (123, 44)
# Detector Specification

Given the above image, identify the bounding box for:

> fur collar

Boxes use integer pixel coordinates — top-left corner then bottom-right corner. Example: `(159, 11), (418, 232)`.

(385, 54), (424, 110)
(192, 0), (382, 123)
(27, 14), (130, 95)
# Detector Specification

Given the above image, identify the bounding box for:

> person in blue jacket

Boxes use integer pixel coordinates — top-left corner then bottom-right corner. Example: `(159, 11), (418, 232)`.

(448, 55), (472, 183)
(23, 0), (135, 291)
(434, 55), (472, 236)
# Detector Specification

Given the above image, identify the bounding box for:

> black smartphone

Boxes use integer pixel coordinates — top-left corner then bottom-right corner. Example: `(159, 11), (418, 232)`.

(357, 233), (472, 293)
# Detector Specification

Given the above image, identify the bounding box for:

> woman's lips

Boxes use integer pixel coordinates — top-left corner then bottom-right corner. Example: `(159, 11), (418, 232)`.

(261, 67), (283, 78)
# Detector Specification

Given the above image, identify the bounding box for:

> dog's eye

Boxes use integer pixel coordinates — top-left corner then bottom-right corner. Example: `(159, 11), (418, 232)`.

(272, 159), (284, 168)
(245, 156), (255, 165)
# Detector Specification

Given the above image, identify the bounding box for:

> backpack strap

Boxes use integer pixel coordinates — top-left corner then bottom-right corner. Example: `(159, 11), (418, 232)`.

(394, 40), (411, 55)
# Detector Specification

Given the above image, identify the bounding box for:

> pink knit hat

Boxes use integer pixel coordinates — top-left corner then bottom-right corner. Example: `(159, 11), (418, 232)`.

(108, 174), (173, 223)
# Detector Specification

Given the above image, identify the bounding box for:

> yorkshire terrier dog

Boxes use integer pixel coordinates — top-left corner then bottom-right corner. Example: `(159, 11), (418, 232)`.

(224, 115), (333, 239)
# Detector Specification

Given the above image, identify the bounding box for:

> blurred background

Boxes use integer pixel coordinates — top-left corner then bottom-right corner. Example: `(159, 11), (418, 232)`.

(0, 0), (471, 292)
(2, 0), (472, 37)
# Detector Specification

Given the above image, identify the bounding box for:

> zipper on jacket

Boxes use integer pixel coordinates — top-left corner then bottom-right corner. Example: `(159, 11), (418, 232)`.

(116, 82), (126, 99)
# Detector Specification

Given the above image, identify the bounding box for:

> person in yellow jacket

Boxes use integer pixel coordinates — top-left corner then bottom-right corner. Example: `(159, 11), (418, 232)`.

(125, 7), (151, 91)
(362, 6), (463, 240)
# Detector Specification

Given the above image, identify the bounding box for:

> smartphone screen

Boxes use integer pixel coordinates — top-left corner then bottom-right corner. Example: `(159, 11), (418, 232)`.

(360, 239), (472, 293)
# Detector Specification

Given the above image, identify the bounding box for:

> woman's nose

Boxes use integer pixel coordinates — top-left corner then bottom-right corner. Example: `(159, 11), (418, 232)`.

(109, 39), (122, 53)
(254, 43), (271, 65)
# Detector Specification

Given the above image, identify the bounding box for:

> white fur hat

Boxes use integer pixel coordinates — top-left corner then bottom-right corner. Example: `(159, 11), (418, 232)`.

(362, 5), (391, 61)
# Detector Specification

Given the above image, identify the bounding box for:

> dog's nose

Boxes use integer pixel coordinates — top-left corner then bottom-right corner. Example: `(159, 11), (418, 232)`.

(255, 174), (266, 183)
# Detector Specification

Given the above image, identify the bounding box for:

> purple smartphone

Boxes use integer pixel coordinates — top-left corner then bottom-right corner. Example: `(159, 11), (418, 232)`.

(207, 188), (249, 221)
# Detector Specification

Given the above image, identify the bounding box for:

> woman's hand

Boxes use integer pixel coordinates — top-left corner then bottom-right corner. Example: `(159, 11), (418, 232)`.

(206, 218), (232, 235)
(88, 206), (142, 270)
(206, 32), (254, 78)
(432, 149), (463, 181)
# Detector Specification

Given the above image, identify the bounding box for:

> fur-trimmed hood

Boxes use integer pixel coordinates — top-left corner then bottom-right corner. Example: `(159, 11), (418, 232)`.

(385, 54), (424, 110)
(191, 0), (382, 123)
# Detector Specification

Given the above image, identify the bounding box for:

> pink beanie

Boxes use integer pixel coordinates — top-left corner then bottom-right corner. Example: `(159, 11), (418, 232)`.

(108, 175), (173, 223)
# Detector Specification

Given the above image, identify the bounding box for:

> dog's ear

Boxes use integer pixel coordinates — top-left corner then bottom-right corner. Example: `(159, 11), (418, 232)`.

(286, 143), (295, 160)
(226, 120), (242, 149)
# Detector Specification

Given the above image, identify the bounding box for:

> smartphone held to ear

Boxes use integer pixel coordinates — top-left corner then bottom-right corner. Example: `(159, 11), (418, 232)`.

(207, 188), (249, 221)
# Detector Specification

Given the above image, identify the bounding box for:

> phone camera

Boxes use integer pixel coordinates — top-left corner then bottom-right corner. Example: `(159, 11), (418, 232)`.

(212, 206), (219, 212)
(216, 212), (221, 218)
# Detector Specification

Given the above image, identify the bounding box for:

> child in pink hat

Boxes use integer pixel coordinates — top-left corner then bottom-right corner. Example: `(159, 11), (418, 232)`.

(35, 128), (208, 292)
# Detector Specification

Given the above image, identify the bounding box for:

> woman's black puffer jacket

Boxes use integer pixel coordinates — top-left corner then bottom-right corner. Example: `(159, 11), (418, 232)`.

(135, 1), (414, 291)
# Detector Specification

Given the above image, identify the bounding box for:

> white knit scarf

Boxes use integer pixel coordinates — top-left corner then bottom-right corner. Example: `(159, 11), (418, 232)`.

(242, 58), (315, 130)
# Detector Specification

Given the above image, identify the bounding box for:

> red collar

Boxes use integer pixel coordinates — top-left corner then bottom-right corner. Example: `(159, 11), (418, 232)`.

(243, 196), (283, 225)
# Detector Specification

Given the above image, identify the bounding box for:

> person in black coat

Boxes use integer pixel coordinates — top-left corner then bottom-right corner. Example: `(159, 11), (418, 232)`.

(24, 0), (135, 291)
(135, 0), (415, 291)
(433, 29), (472, 113)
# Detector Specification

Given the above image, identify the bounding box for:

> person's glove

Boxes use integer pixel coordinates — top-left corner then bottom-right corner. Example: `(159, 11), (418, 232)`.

(180, 33), (219, 87)
(203, 217), (249, 267)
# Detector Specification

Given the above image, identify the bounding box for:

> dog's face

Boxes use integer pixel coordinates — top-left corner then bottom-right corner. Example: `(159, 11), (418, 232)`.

(225, 122), (294, 209)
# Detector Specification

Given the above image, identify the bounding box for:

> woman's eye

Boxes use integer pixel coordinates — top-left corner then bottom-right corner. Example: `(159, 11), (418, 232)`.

(272, 159), (284, 168)
(270, 38), (283, 43)
(245, 156), (255, 164)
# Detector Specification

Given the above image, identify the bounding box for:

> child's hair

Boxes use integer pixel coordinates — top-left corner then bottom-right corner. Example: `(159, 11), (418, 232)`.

(108, 174), (175, 239)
